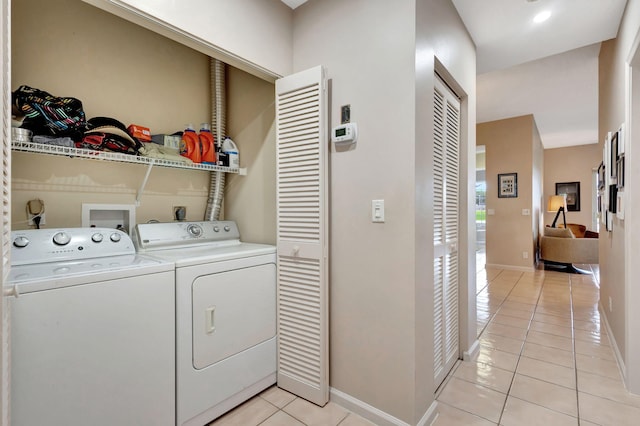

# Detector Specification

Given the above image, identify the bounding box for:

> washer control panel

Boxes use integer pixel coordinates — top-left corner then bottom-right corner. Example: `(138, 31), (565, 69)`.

(133, 221), (240, 251)
(11, 228), (135, 266)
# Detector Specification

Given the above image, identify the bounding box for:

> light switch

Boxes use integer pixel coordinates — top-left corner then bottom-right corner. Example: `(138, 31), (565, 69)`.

(522, 209), (530, 216)
(487, 209), (495, 215)
(372, 199), (385, 223)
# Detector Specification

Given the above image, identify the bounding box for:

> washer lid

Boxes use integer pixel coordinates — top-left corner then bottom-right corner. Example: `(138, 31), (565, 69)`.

(6, 254), (173, 294)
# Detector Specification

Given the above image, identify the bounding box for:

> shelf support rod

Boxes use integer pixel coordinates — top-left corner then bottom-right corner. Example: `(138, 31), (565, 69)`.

(136, 162), (154, 206)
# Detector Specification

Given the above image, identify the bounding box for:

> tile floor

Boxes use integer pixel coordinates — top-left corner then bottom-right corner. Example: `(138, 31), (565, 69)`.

(435, 264), (640, 426)
(211, 264), (640, 425)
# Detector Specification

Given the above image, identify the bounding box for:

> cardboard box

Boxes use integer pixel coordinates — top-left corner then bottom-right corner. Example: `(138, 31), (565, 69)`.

(151, 134), (181, 150)
(127, 124), (151, 142)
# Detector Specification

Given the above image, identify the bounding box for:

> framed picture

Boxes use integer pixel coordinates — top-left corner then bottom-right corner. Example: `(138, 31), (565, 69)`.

(611, 131), (618, 182)
(609, 184), (618, 213)
(597, 161), (605, 190)
(498, 173), (517, 198)
(556, 181), (581, 212)
(617, 191), (625, 220)
(617, 154), (625, 189)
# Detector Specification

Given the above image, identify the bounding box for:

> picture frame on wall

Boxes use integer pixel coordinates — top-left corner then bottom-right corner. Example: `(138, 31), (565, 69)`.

(611, 130), (618, 181)
(498, 173), (518, 198)
(617, 191), (625, 220)
(598, 161), (605, 190)
(617, 154), (625, 189)
(556, 181), (581, 212)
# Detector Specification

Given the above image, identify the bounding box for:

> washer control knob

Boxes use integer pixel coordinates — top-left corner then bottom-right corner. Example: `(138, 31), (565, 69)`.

(224, 225), (231, 232)
(213, 226), (220, 232)
(91, 233), (104, 243)
(53, 232), (71, 246)
(13, 236), (30, 248)
(187, 224), (203, 237)
(110, 233), (122, 243)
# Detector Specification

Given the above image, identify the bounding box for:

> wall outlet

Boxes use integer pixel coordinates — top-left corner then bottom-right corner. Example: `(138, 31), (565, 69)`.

(28, 212), (45, 226)
(173, 206), (187, 221)
(609, 296), (613, 312)
(522, 208), (530, 216)
(522, 251), (529, 259)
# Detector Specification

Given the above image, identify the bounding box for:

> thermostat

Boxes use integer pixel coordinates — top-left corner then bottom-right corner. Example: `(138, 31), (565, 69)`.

(331, 122), (358, 144)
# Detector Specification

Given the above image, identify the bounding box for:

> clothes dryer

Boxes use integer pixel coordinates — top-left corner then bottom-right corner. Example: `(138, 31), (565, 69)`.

(134, 220), (277, 426)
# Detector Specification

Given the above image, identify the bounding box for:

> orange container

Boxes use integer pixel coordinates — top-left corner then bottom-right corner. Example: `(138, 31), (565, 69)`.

(199, 123), (216, 164)
(180, 125), (201, 163)
(127, 124), (151, 142)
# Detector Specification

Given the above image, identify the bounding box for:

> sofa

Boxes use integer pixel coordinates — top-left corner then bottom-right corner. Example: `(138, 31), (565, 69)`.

(539, 226), (599, 265)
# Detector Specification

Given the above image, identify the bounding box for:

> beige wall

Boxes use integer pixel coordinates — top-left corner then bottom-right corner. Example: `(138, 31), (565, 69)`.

(225, 67), (276, 245)
(598, 0), (640, 392)
(543, 144), (601, 230)
(293, 0), (476, 423)
(479, 115), (536, 270)
(11, 0), (275, 240)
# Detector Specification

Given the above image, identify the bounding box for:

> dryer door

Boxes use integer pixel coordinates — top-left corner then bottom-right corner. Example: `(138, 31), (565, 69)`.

(192, 264), (276, 369)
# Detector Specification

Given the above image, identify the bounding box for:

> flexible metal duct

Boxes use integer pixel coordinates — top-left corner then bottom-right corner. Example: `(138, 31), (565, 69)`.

(205, 58), (226, 221)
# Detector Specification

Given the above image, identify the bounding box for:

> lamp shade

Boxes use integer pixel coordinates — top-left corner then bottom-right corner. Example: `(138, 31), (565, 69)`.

(548, 194), (567, 212)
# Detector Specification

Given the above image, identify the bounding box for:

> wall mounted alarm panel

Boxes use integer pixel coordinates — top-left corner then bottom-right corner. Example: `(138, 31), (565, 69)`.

(331, 122), (358, 144)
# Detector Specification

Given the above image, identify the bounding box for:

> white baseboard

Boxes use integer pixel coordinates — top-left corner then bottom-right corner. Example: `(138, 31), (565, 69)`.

(330, 388), (438, 426)
(463, 339), (480, 361)
(485, 263), (535, 272)
(599, 303), (626, 380)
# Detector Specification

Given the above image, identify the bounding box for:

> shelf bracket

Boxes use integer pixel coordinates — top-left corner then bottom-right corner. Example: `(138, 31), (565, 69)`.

(136, 162), (154, 206)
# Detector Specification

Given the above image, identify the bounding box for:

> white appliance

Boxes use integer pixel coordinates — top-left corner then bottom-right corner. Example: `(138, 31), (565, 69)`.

(6, 227), (175, 426)
(133, 220), (277, 426)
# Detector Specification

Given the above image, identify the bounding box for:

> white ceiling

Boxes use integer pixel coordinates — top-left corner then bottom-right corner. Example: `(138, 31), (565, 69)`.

(283, 0), (629, 149)
(453, 0), (627, 149)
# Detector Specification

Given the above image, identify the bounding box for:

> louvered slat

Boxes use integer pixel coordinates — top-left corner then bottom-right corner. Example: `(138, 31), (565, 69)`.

(1, 1), (11, 423)
(433, 76), (461, 390)
(276, 66), (328, 406)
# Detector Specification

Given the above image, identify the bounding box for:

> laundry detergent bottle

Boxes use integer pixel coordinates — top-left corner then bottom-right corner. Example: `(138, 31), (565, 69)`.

(222, 137), (239, 168)
(180, 124), (201, 163)
(199, 123), (216, 164)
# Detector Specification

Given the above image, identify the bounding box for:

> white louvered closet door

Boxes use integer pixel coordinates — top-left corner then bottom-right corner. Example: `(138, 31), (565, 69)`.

(0, 0), (10, 423)
(433, 76), (460, 389)
(275, 66), (329, 406)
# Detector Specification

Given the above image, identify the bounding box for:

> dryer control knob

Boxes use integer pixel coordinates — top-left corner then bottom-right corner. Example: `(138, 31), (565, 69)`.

(224, 225), (231, 232)
(91, 233), (104, 243)
(13, 236), (29, 248)
(110, 233), (122, 243)
(213, 226), (220, 232)
(53, 232), (71, 246)
(187, 224), (203, 237)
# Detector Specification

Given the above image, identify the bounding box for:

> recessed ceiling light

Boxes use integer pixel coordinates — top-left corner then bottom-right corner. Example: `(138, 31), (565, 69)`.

(533, 10), (551, 23)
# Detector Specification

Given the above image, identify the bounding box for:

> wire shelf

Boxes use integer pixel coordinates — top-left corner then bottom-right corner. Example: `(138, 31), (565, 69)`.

(11, 140), (240, 173)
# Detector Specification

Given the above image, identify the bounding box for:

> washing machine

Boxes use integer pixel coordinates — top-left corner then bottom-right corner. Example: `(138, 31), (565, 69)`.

(6, 227), (175, 426)
(133, 220), (277, 426)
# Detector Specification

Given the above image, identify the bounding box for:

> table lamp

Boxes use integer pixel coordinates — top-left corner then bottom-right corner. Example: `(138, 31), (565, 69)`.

(548, 194), (567, 228)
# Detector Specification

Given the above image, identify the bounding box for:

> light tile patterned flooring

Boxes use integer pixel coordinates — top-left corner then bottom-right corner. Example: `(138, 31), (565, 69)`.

(211, 263), (640, 425)
(435, 264), (640, 426)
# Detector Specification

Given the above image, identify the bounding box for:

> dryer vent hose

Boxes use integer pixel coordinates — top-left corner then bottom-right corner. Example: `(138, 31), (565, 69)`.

(205, 58), (227, 221)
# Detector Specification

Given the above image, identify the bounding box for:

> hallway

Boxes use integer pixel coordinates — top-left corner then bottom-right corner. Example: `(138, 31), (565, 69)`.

(434, 266), (640, 425)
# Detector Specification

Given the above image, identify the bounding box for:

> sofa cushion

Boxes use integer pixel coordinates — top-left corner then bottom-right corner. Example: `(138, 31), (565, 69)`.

(560, 223), (586, 238)
(544, 227), (575, 238)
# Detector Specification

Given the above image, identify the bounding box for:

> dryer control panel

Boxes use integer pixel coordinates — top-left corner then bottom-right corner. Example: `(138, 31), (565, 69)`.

(133, 220), (241, 251)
